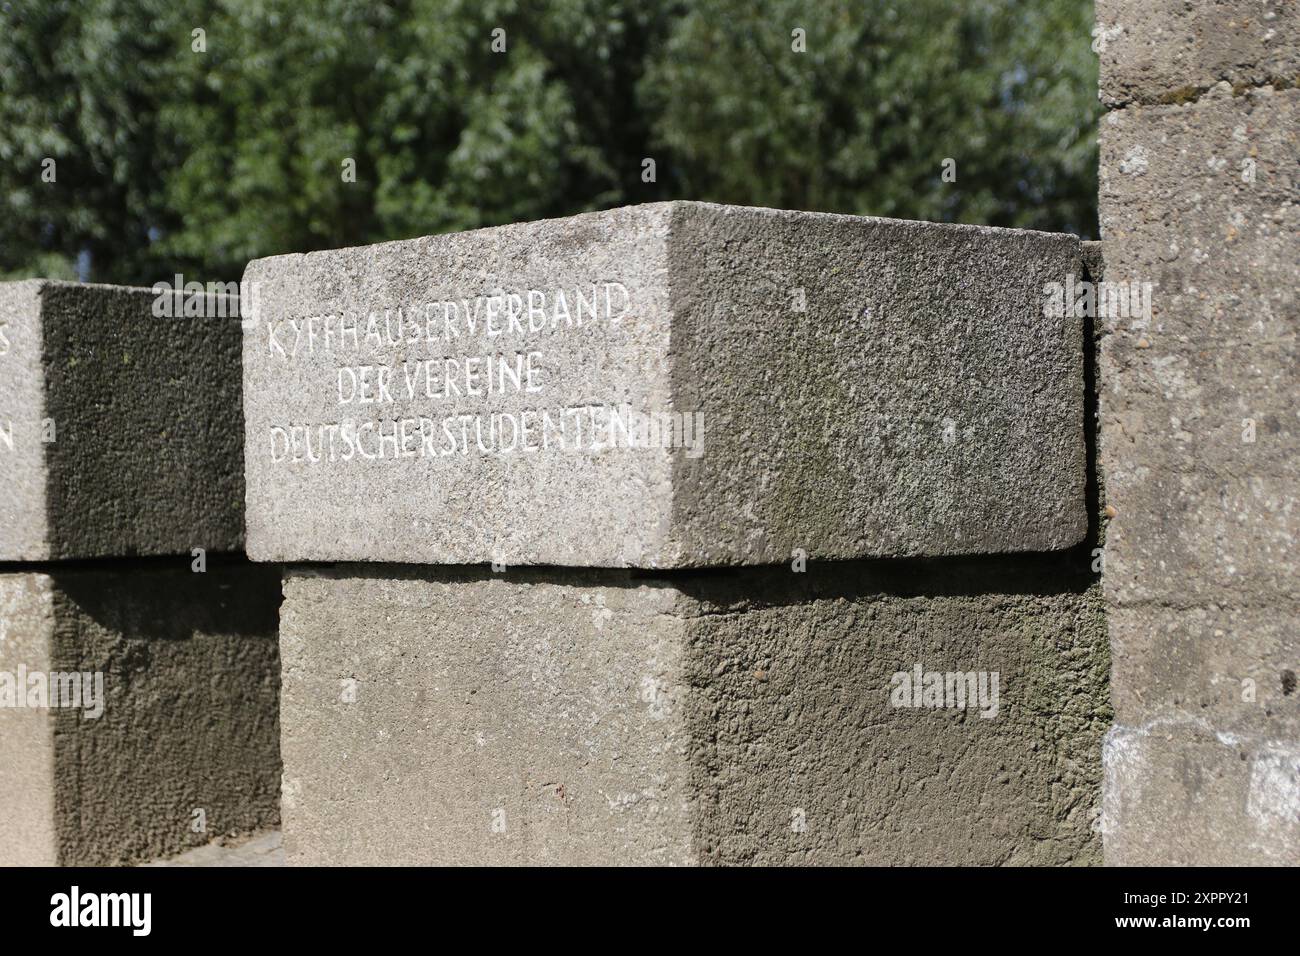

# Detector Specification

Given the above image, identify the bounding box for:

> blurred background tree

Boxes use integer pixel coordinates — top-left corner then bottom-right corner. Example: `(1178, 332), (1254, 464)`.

(0, 0), (1099, 285)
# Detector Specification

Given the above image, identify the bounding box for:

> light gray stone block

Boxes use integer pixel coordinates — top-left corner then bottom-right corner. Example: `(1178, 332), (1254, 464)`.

(1103, 720), (1300, 865)
(1096, 16), (1299, 865)
(1097, 87), (1297, 347)
(1096, 0), (1300, 107)
(1110, 604), (1298, 737)
(0, 280), (245, 560)
(279, 560), (1108, 866)
(140, 830), (284, 867)
(243, 202), (1086, 568)
(0, 561), (281, 866)
(1098, 88), (1299, 609)
(0, 573), (57, 865)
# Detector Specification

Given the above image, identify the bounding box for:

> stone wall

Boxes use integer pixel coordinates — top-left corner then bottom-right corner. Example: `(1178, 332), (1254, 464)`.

(1096, 0), (1298, 864)
(280, 559), (1106, 865)
(258, 202), (1111, 865)
(0, 280), (282, 866)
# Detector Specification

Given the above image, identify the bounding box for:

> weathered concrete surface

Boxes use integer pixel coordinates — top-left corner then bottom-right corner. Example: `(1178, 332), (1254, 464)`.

(0, 282), (47, 562)
(1111, 605), (1298, 739)
(0, 280), (245, 561)
(244, 202), (1086, 568)
(1097, 1), (1299, 866)
(1099, 88), (1298, 608)
(1104, 721), (1299, 865)
(1096, 0), (1300, 107)
(141, 829), (284, 867)
(279, 559), (1107, 865)
(0, 560), (282, 866)
(1097, 96), (1299, 686)
(1098, 86), (1296, 352)
(0, 573), (57, 865)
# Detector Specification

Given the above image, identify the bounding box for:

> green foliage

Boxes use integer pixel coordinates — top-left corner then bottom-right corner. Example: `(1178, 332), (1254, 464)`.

(643, 0), (1100, 233)
(0, 0), (196, 284)
(0, 0), (1099, 285)
(1, 251), (77, 281)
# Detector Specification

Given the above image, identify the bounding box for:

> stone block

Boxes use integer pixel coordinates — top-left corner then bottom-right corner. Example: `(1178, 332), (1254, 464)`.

(1110, 604), (1299, 736)
(1098, 87), (1297, 346)
(0, 280), (245, 560)
(1098, 88), (1298, 608)
(279, 559), (1108, 865)
(1096, 0), (1300, 107)
(243, 202), (1086, 568)
(1100, 338), (1296, 608)
(1103, 719), (1299, 865)
(0, 560), (282, 866)
(1096, 3), (1300, 870)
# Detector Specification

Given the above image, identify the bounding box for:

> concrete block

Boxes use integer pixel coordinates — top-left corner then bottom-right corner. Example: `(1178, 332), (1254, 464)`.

(1104, 341), (1294, 469)
(1110, 604), (1299, 736)
(0, 560), (282, 866)
(1098, 88), (1298, 608)
(244, 202), (1087, 568)
(1096, 6), (1300, 870)
(1101, 338), (1296, 607)
(0, 280), (245, 560)
(0, 572), (57, 865)
(1103, 719), (1300, 865)
(279, 560), (1108, 865)
(1103, 449), (1295, 610)
(1098, 87), (1297, 345)
(1080, 240), (1106, 284)
(1096, 0), (1300, 107)
(141, 830), (284, 867)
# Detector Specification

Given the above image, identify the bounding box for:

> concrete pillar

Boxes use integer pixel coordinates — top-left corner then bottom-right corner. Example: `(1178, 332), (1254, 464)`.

(0, 563), (281, 866)
(278, 563), (1105, 865)
(1095, 1), (1299, 863)
(248, 201), (1105, 864)
(0, 280), (282, 865)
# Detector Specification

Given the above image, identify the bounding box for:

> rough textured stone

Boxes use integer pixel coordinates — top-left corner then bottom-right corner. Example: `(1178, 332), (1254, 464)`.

(244, 202), (1086, 568)
(1098, 86), (1297, 346)
(0, 280), (245, 561)
(1103, 463), (1294, 610)
(1110, 604), (1298, 737)
(1103, 720), (1299, 865)
(1097, 3), (1299, 866)
(0, 560), (282, 866)
(0, 573), (57, 865)
(279, 558), (1107, 865)
(1080, 240), (1105, 287)
(1098, 88), (1298, 609)
(1096, 0), (1300, 107)
(141, 829), (284, 867)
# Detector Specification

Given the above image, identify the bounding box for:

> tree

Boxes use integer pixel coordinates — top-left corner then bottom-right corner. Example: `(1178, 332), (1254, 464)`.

(642, 0), (1099, 234)
(0, 0), (1099, 285)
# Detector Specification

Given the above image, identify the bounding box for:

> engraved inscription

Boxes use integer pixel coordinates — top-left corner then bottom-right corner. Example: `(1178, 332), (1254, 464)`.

(262, 282), (688, 464)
